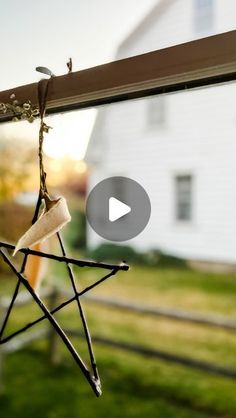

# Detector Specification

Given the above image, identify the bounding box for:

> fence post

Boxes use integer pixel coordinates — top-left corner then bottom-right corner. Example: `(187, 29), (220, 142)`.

(47, 287), (60, 365)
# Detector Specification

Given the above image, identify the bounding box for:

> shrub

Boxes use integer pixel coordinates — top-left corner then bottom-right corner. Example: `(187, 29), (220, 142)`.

(65, 210), (86, 250)
(86, 243), (142, 264)
(86, 243), (187, 268)
(145, 249), (187, 268)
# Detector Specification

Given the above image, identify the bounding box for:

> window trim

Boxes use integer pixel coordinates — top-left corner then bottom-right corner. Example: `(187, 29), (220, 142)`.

(194, 0), (214, 34)
(147, 95), (166, 127)
(0, 30), (236, 123)
(175, 175), (193, 223)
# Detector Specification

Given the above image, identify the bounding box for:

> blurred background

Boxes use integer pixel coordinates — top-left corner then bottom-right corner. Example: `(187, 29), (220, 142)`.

(1, 1), (236, 417)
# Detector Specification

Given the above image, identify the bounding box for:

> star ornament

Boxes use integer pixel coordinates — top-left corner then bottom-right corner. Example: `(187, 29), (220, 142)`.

(0, 76), (129, 396)
(0, 234), (128, 397)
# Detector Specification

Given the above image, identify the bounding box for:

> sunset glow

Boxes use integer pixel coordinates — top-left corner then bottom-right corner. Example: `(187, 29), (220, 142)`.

(43, 108), (97, 160)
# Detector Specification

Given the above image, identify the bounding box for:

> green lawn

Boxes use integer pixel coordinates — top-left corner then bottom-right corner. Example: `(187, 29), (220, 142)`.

(1, 264), (236, 418)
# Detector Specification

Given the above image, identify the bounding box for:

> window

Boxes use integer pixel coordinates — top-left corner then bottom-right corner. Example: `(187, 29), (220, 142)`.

(110, 176), (127, 203)
(175, 175), (192, 221)
(147, 96), (166, 127)
(194, 0), (214, 33)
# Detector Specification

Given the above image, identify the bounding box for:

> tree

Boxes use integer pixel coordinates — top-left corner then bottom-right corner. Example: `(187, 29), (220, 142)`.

(0, 137), (37, 201)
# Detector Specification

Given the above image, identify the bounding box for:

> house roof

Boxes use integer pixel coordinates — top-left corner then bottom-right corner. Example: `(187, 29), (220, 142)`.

(117, 0), (177, 55)
(86, 0), (177, 163)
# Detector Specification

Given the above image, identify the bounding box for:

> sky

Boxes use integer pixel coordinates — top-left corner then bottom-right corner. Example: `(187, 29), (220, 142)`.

(0, 0), (157, 90)
(0, 0), (157, 159)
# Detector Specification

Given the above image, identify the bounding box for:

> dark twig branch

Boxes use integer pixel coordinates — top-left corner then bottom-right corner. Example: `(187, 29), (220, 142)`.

(0, 242), (129, 271)
(0, 268), (117, 345)
(56, 232), (100, 382)
(0, 75), (129, 398)
(0, 248), (102, 397)
(0, 190), (43, 340)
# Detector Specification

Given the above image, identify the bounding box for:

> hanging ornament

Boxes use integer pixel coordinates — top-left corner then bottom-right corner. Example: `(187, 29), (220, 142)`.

(13, 196), (71, 256)
(0, 66), (129, 397)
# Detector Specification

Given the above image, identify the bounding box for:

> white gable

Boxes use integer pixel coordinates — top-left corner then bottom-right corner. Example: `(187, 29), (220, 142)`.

(86, 1), (236, 265)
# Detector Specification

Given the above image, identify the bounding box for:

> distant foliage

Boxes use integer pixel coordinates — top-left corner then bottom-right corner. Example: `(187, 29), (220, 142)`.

(0, 138), (36, 201)
(86, 243), (141, 264)
(0, 202), (33, 242)
(86, 243), (187, 268)
(144, 249), (187, 268)
(65, 210), (86, 250)
(0, 201), (33, 274)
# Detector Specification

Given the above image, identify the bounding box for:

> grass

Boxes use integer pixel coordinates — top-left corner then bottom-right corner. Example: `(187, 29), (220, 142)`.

(1, 263), (236, 418)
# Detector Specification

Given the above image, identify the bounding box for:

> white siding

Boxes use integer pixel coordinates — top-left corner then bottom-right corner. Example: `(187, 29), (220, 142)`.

(86, 0), (236, 264)
(117, 0), (236, 60)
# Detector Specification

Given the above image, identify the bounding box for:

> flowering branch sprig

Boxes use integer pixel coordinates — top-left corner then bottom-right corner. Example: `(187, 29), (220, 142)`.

(0, 93), (39, 123)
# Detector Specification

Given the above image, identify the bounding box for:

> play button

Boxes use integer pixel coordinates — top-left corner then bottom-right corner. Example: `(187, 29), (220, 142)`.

(86, 176), (151, 242)
(109, 197), (131, 222)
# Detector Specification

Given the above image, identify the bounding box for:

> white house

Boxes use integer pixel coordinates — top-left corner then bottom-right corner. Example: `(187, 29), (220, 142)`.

(86, 0), (236, 265)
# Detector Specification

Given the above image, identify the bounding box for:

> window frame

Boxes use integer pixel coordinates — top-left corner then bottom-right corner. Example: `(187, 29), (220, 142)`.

(147, 95), (166, 127)
(0, 30), (236, 123)
(194, 0), (214, 34)
(175, 175), (193, 222)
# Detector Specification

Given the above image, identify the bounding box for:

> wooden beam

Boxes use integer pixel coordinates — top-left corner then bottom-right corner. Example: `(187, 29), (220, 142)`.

(1, 30), (236, 122)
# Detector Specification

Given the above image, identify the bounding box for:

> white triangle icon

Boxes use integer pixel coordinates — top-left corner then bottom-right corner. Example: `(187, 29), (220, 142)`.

(109, 197), (131, 222)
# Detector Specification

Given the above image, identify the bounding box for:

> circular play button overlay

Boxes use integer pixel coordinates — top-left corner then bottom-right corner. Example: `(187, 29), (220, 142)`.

(86, 176), (151, 242)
